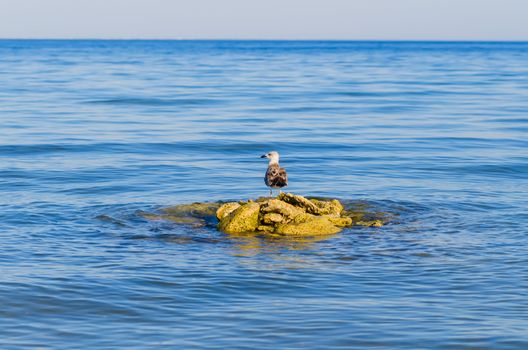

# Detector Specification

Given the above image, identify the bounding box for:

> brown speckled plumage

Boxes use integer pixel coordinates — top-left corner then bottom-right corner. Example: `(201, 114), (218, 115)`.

(261, 151), (288, 196)
(265, 163), (288, 189)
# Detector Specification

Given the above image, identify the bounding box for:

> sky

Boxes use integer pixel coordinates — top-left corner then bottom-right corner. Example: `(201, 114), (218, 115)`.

(0, 0), (527, 40)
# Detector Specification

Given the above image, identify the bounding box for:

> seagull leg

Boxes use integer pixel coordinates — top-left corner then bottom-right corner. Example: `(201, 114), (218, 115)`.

(269, 188), (272, 197)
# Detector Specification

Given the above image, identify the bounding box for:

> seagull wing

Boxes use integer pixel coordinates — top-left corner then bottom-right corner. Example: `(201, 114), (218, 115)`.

(277, 167), (288, 187)
(265, 165), (288, 188)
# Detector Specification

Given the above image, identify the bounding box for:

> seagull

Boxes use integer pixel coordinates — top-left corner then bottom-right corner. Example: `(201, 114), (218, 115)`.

(260, 151), (288, 197)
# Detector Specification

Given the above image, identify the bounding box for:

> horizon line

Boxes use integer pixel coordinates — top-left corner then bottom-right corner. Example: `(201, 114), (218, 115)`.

(1, 38), (528, 43)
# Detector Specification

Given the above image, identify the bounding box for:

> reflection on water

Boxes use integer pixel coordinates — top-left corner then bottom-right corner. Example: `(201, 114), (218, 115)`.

(227, 231), (339, 257)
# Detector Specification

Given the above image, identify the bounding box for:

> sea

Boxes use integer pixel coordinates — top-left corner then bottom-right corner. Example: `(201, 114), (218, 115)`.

(1, 40), (527, 349)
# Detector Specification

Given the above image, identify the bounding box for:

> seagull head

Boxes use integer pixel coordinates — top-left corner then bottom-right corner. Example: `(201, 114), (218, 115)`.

(260, 151), (280, 164)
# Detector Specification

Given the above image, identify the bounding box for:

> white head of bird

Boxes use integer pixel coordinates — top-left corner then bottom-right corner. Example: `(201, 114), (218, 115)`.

(260, 151), (280, 165)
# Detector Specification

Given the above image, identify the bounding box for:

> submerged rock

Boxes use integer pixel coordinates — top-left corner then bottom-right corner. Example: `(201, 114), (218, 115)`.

(163, 202), (220, 218)
(140, 202), (221, 227)
(356, 220), (383, 227)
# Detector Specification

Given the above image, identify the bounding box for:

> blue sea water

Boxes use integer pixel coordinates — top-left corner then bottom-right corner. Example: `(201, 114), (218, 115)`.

(1, 40), (528, 349)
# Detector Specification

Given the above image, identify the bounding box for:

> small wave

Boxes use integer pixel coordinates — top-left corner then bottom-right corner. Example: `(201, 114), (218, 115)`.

(0, 143), (130, 156)
(452, 163), (528, 178)
(84, 97), (221, 107)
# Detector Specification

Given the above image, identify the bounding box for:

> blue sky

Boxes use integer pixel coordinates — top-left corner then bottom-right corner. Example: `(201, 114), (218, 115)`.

(0, 0), (527, 40)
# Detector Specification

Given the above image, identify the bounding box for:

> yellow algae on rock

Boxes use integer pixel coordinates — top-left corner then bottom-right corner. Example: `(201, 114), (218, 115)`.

(310, 198), (344, 216)
(257, 225), (274, 232)
(277, 193), (344, 216)
(260, 199), (305, 220)
(276, 216), (342, 236)
(327, 216), (353, 227)
(277, 192), (320, 214)
(262, 212), (284, 224)
(218, 202), (261, 234)
(215, 193), (375, 236)
(216, 202), (241, 220)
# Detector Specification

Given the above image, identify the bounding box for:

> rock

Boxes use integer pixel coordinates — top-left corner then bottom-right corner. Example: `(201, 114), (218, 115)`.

(215, 193), (376, 236)
(260, 199), (305, 220)
(272, 212), (351, 236)
(162, 202), (220, 217)
(343, 210), (365, 223)
(356, 220), (383, 227)
(278, 193), (343, 216)
(310, 198), (344, 216)
(143, 193), (385, 236)
(276, 216), (342, 236)
(262, 212), (284, 224)
(257, 225), (274, 232)
(277, 192), (320, 214)
(140, 202), (220, 226)
(216, 202), (241, 220)
(327, 216), (353, 227)
(141, 212), (205, 225)
(218, 202), (261, 234)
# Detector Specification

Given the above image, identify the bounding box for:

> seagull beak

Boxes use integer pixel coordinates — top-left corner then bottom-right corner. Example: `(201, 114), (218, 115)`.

(260, 154), (267, 158)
